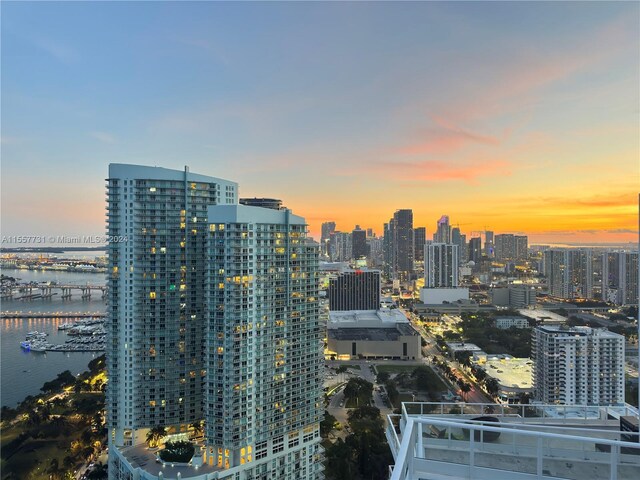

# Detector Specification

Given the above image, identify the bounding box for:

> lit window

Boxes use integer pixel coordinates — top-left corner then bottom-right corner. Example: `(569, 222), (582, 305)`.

(149, 292), (156, 299)
(149, 187), (156, 192)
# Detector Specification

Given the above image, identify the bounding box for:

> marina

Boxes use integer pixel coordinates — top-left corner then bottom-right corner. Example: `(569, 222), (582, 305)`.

(18, 319), (106, 353)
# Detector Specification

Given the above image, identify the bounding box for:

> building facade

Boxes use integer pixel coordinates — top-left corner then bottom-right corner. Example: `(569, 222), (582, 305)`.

(602, 251), (639, 305)
(424, 243), (459, 288)
(413, 227), (426, 262)
(204, 204), (323, 479)
(106, 164), (238, 450)
(544, 249), (594, 299)
(532, 325), (625, 405)
(107, 165), (323, 480)
(328, 269), (380, 311)
(351, 226), (367, 260)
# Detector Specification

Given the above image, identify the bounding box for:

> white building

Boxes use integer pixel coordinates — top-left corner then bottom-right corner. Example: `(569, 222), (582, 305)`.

(532, 325), (625, 405)
(424, 243), (458, 288)
(107, 165), (323, 480)
(494, 316), (530, 329)
(386, 402), (640, 480)
(106, 164), (238, 451)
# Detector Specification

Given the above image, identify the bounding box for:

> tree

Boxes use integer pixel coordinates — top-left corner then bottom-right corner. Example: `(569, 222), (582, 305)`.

(320, 411), (337, 437)
(376, 371), (390, 384)
(460, 383), (471, 401)
(485, 377), (499, 397)
(336, 365), (348, 374)
(190, 421), (204, 438)
(146, 426), (167, 448)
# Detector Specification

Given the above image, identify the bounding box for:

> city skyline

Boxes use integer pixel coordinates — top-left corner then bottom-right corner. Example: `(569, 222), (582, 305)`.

(2, 1), (639, 244)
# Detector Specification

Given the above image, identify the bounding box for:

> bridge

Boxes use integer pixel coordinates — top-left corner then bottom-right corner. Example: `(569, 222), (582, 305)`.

(1, 284), (108, 300)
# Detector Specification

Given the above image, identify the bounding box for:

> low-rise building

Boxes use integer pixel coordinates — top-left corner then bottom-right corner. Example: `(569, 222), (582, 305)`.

(326, 309), (421, 360)
(494, 316), (530, 329)
(471, 353), (534, 404)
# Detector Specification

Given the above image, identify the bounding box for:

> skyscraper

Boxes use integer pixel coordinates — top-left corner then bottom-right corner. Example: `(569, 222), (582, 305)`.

(433, 215), (451, 244)
(424, 243), (459, 288)
(328, 269), (381, 311)
(106, 164), (237, 450)
(107, 165), (323, 480)
(544, 249), (594, 299)
(602, 251), (639, 305)
(320, 221), (336, 256)
(532, 325), (624, 405)
(413, 227), (426, 262)
(392, 209), (414, 280)
(205, 204), (323, 478)
(484, 230), (494, 258)
(468, 237), (482, 264)
(351, 225), (367, 260)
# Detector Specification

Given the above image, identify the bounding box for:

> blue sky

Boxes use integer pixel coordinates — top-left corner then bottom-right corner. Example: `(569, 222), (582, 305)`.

(2, 1), (638, 242)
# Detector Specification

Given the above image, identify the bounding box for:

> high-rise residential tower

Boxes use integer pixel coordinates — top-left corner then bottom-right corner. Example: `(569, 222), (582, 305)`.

(544, 249), (594, 299)
(602, 251), (639, 305)
(532, 325), (625, 405)
(106, 164), (238, 450)
(107, 165), (323, 480)
(424, 243), (459, 288)
(205, 204), (323, 478)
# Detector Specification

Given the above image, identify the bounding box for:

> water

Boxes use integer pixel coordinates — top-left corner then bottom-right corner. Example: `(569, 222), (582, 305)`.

(1, 269), (107, 407)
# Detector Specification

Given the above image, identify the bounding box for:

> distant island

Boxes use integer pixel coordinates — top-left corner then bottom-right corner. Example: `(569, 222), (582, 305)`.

(1, 246), (106, 253)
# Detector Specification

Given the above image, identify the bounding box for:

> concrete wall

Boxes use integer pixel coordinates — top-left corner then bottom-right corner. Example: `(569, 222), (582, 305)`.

(327, 335), (421, 360)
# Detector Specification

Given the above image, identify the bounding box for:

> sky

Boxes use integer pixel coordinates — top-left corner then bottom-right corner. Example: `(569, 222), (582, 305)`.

(1, 1), (639, 245)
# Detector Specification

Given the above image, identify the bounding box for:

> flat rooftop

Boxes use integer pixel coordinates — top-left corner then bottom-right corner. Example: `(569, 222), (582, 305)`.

(328, 309), (409, 328)
(519, 308), (566, 324)
(473, 355), (533, 390)
(446, 342), (483, 353)
(328, 324), (418, 341)
(116, 443), (221, 479)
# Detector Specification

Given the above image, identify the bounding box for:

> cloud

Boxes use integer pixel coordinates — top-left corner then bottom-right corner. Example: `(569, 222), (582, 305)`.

(89, 131), (116, 143)
(368, 157), (511, 183)
(397, 117), (500, 156)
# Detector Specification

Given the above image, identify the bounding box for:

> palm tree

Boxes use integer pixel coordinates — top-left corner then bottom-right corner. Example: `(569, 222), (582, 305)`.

(190, 421), (204, 439)
(48, 458), (64, 480)
(146, 426), (167, 448)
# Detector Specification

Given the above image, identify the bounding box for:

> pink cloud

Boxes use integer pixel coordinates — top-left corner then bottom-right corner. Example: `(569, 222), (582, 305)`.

(397, 120), (500, 156)
(372, 157), (511, 183)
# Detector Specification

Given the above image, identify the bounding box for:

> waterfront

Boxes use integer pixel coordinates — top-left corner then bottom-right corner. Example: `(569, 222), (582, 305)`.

(0, 269), (106, 407)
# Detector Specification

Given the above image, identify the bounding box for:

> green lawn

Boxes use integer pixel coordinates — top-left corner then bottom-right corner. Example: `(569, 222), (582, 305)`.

(374, 364), (420, 374)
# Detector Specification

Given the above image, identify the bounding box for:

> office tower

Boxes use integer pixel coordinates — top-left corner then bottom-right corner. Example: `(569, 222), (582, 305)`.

(106, 164), (238, 449)
(351, 225), (367, 260)
(413, 227), (426, 262)
(484, 230), (494, 257)
(491, 285), (536, 308)
(532, 325), (624, 405)
(366, 228), (374, 238)
(205, 204), (323, 478)
(330, 231), (351, 262)
(468, 237), (482, 263)
(393, 209), (414, 279)
(320, 221), (336, 256)
(433, 215), (451, 244)
(328, 269), (381, 311)
(544, 249), (594, 299)
(602, 251), (639, 305)
(240, 197), (283, 210)
(424, 243), (459, 288)
(515, 235), (528, 261)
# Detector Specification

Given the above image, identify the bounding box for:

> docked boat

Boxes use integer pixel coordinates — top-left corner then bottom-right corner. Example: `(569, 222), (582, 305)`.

(20, 341), (31, 350)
